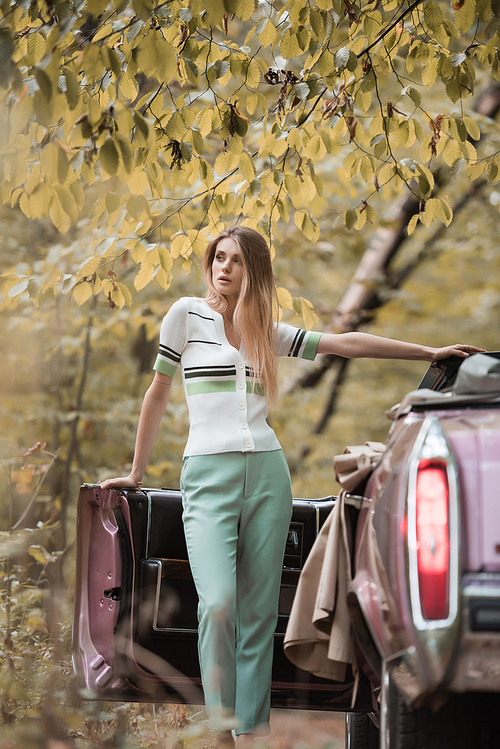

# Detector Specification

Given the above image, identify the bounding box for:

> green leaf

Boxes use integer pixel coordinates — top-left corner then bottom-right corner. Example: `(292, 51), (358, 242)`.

(40, 142), (59, 184)
(63, 70), (80, 109)
(317, 49), (335, 78)
(424, 0), (443, 30)
(422, 56), (438, 87)
(406, 86), (421, 107)
(100, 139), (119, 176)
(127, 194), (149, 219)
(344, 209), (357, 230)
(133, 111), (150, 147)
(115, 134), (133, 173)
(455, 0), (476, 32)
(34, 67), (52, 100)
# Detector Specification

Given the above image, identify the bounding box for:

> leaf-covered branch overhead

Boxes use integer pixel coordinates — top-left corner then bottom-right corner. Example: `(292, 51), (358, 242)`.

(1, 0), (500, 313)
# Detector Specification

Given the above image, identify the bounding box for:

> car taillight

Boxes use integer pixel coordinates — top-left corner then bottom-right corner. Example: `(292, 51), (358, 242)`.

(415, 459), (450, 620)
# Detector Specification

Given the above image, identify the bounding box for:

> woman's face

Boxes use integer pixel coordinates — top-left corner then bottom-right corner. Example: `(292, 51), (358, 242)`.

(211, 237), (245, 301)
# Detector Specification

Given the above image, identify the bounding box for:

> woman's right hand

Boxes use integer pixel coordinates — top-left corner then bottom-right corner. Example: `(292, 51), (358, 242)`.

(98, 474), (141, 491)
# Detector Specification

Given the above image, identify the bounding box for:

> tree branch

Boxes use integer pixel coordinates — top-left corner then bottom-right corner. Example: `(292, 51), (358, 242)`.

(356, 0), (425, 60)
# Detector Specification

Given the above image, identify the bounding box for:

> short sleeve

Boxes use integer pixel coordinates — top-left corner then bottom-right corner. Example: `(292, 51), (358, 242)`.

(274, 322), (322, 361)
(153, 298), (188, 377)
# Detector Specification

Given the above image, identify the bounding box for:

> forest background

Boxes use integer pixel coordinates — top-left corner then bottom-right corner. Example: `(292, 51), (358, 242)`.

(1, 0), (500, 745)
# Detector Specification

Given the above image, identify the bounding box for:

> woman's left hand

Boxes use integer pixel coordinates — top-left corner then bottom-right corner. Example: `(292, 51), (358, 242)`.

(431, 344), (487, 361)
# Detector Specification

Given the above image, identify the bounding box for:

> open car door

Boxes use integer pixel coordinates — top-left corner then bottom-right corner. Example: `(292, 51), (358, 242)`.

(73, 485), (374, 711)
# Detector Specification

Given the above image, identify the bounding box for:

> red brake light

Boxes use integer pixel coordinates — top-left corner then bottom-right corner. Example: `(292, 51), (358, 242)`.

(415, 459), (450, 620)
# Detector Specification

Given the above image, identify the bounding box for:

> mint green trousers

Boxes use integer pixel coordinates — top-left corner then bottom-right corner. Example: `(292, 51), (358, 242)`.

(180, 449), (293, 735)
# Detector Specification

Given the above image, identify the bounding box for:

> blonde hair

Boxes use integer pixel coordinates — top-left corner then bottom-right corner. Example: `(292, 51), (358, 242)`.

(203, 226), (279, 406)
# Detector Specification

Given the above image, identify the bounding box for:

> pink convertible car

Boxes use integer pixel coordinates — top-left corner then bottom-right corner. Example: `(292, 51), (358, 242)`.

(73, 353), (500, 749)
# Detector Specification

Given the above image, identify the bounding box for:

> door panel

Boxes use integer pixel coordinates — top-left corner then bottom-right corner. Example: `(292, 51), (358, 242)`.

(73, 485), (373, 711)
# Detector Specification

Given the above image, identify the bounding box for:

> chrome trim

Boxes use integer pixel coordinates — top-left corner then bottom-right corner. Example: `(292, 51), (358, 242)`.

(315, 505), (320, 536)
(345, 713), (352, 749)
(406, 416), (460, 632)
(145, 490), (152, 561)
(463, 586), (500, 598)
(152, 560), (162, 630)
(381, 659), (390, 749)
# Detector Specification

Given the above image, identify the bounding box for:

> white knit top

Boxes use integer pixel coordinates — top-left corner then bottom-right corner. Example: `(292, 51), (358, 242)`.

(153, 297), (322, 456)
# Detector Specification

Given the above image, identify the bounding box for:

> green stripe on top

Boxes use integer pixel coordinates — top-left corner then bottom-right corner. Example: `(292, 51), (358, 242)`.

(302, 331), (322, 361)
(154, 357), (178, 377)
(246, 381), (265, 396)
(186, 380), (236, 396)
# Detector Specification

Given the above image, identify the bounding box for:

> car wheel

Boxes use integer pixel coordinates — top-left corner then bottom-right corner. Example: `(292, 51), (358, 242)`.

(384, 679), (474, 749)
(345, 712), (380, 749)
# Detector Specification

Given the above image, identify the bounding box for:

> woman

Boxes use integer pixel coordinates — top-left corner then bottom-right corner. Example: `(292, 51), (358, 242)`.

(99, 226), (483, 745)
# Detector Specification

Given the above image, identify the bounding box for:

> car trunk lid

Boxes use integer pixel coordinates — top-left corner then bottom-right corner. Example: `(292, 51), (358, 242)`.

(440, 409), (500, 572)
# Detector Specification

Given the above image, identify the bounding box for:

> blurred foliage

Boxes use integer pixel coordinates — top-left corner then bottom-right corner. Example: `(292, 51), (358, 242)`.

(1, 0), (500, 313)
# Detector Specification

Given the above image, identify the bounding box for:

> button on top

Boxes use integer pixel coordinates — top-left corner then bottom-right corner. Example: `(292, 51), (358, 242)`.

(239, 403), (245, 410)
(238, 383), (244, 389)
(238, 363), (244, 369)
(242, 423), (247, 430)
(246, 441), (252, 448)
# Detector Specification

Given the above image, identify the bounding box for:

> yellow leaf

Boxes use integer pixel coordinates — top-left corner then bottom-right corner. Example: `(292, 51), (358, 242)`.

(134, 263), (155, 291)
(237, 0), (256, 21)
(170, 233), (191, 258)
(299, 297), (319, 330)
(28, 545), (56, 565)
(258, 19), (276, 46)
(117, 283), (133, 306)
(49, 193), (71, 234)
(166, 111), (186, 141)
(304, 133), (326, 161)
(158, 246), (173, 272)
(132, 242), (147, 263)
(119, 74), (139, 100)
(442, 137), (462, 167)
(19, 192), (32, 219)
(77, 256), (100, 278)
(280, 29), (301, 60)
(26, 33), (46, 65)
(277, 286), (294, 310)
(197, 108), (213, 137)
(73, 281), (92, 305)
(239, 152), (256, 182)
(128, 169), (149, 195)
(407, 213), (418, 235)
